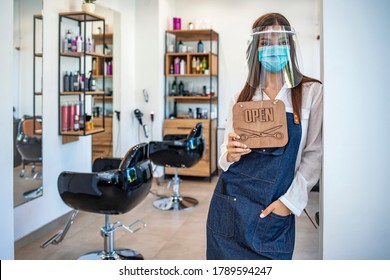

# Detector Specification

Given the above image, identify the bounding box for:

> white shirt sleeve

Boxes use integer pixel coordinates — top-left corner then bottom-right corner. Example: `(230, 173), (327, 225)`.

(218, 94), (236, 171)
(279, 83), (323, 216)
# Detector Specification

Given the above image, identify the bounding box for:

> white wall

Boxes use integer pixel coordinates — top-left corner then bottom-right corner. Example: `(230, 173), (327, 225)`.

(0, 0), (15, 260)
(322, 0), (390, 259)
(133, 0), (162, 144)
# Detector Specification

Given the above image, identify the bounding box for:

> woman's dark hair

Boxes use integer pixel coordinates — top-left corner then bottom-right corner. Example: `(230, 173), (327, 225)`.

(237, 13), (321, 123)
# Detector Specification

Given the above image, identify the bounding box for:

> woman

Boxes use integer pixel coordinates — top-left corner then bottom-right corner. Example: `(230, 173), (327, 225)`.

(206, 13), (323, 260)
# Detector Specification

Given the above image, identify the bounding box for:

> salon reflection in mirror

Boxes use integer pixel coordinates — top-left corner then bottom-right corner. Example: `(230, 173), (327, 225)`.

(13, 0), (43, 207)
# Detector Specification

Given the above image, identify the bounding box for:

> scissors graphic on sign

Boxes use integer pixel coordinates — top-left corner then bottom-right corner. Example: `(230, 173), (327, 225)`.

(237, 125), (284, 141)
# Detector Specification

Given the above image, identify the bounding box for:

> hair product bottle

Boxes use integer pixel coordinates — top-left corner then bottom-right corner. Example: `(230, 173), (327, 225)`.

(107, 61), (112, 75)
(170, 63), (174, 74)
(179, 81), (184, 95)
(79, 101), (85, 130)
(73, 71), (79, 91)
(174, 57), (180, 74)
(197, 40), (204, 52)
(76, 36), (82, 52)
(80, 73), (85, 91)
(69, 102), (75, 131)
(69, 72), (74, 92)
(192, 57), (196, 74)
(71, 36), (77, 52)
(202, 57), (208, 73)
(63, 71), (69, 92)
(61, 102), (69, 131)
(171, 80), (177, 96)
(66, 30), (72, 52)
(180, 59), (186, 74)
(196, 57), (201, 74)
(73, 115), (80, 131)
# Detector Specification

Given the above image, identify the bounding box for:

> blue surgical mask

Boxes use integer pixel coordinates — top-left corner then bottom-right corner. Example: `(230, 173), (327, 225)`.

(258, 45), (290, 73)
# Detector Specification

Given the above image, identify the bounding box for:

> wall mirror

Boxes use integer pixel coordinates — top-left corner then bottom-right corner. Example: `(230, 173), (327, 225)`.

(13, 0), (43, 207)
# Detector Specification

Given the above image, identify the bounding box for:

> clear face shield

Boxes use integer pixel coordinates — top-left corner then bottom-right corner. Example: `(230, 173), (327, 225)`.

(246, 25), (303, 90)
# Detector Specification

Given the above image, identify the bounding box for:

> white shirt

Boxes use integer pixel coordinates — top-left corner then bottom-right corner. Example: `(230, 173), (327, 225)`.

(219, 82), (323, 216)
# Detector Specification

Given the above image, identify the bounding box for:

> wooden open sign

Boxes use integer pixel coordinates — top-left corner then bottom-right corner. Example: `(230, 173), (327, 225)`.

(233, 100), (288, 148)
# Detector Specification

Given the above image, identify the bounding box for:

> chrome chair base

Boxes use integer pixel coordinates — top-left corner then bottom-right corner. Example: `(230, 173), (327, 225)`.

(78, 248), (144, 260)
(153, 196), (198, 211)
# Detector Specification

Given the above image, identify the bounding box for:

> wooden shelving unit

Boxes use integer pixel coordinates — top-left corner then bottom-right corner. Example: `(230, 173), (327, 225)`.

(164, 29), (219, 179)
(58, 11), (107, 142)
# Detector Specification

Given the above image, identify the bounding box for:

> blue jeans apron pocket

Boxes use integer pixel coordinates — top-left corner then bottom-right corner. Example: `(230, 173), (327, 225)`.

(207, 191), (236, 238)
(239, 147), (285, 184)
(252, 212), (293, 254)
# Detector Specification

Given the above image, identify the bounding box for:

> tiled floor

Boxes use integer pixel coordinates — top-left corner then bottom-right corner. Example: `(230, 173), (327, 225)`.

(15, 176), (319, 260)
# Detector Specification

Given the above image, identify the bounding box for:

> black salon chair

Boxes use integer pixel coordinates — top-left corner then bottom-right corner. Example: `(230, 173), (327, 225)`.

(16, 116), (42, 178)
(57, 143), (153, 260)
(149, 123), (205, 211)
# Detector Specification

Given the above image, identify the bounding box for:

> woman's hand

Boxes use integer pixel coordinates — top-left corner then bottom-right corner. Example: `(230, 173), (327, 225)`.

(260, 199), (291, 218)
(226, 132), (252, 162)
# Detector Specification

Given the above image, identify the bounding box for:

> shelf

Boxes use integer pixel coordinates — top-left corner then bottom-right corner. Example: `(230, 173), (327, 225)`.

(93, 33), (113, 45)
(93, 96), (113, 101)
(61, 128), (105, 136)
(94, 75), (112, 78)
(59, 11), (105, 22)
(166, 51), (217, 56)
(166, 29), (219, 41)
(60, 51), (107, 58)
(166, 74), (216, 77)
(61, 91), (105, 95)
(167, 95), (217, 102)
(35, 53), (43, 57)
(35, 92), (42, 95)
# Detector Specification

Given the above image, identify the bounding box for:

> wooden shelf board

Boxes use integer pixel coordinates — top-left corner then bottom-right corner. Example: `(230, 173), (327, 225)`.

(93, 33), (113, 45)
(166, 29), (219, 41)
(167, 95), (217, 101)
(93, 96), (113, 101)
(59, 11), (105, 22)
(60, 51), (106, 58)
(35, 53), (43, 57)
(166, 51), (216, 56)
(94, 75), (113, 78)
(35, 92), (42, 95)
(166, 74), (216, 77)
(61, 128), (105, 136)
(61, 91), (105, 95)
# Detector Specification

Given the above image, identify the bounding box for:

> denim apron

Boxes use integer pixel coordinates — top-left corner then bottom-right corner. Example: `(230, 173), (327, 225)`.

(206, 113), (301, 260)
